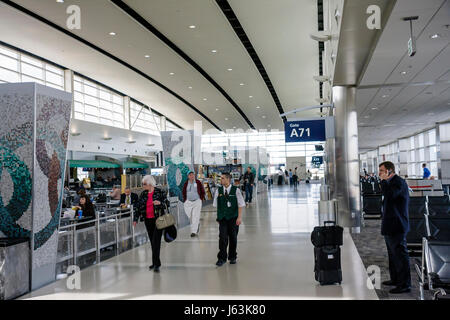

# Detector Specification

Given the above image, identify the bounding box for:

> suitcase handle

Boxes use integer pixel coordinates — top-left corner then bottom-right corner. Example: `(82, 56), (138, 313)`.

(324, 221), (336, 226)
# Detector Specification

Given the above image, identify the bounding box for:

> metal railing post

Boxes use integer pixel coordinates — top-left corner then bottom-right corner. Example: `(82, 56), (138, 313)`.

(115, 215), (120, 255)
(96, 214), (101, 263)
(73, 225), (77, 267)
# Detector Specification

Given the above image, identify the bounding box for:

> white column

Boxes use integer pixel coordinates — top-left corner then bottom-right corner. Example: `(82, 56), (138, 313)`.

(160, 116), (167, 131)
(64, 69), (74, 118)
(124, 96), (131, 130)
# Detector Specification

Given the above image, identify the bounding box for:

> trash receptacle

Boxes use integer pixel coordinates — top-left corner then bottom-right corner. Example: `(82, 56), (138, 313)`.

(0, 238), (30, 300)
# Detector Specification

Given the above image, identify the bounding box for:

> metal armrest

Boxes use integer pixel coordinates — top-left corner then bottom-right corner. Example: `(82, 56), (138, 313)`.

(415, 263), (423, 282)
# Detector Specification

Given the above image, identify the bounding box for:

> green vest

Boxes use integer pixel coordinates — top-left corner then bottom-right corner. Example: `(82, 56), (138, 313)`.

(217, 185), (238, 220)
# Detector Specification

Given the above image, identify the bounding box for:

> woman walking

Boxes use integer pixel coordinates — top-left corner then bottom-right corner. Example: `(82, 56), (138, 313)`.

(133, 175), (170, 273)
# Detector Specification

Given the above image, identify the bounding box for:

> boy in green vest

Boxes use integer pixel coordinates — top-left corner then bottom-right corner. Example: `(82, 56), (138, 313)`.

(213, 172), (245, 266)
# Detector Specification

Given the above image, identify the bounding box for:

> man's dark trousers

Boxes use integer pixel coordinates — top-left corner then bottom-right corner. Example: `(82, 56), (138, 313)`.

(245, 184), (253, 203)
(384, 233), (411, 288)
(217, 217), (239, 261)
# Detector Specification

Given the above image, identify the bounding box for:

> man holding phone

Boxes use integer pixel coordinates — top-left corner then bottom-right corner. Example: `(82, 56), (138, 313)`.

(378, 161), (411, 294)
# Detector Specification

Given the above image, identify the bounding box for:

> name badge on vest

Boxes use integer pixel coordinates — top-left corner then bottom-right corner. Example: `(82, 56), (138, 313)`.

(227, 201), (231, 208)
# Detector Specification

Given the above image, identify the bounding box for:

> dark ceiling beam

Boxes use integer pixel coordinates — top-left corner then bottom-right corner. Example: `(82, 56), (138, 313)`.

(215, 0), (287, 123)
(110, 0), (255, 130)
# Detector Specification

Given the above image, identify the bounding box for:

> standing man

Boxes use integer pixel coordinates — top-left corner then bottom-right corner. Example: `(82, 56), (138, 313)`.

(422, 163), (431, 179)
(289, 169), (293, 187)
(182, 171), (206, 237)
(213, 172), (245, 266)
(243, 167), (255, 207)
(378, 161), (411, 294)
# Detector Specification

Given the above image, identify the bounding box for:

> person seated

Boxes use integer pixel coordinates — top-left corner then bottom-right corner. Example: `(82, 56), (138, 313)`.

(73, 188), (86, 206)
(74, 195), (96, 220)
(109, 185), (121, 200)
(120, 187), (138, 207)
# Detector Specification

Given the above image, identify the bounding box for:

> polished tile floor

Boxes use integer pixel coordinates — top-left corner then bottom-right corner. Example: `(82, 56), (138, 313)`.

(20, 183), (378, 300)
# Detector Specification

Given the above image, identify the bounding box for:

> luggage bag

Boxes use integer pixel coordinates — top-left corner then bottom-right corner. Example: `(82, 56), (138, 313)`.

(311, 221), (343, 247)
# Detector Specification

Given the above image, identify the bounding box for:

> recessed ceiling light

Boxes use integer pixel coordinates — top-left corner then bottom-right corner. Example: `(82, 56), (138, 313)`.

(203, 98), (207, 101)
(102, 137), (112, 141)
(211, 50), (217, 53)
(400, 71), (407, 75)
(225, 118), (228, 121)
(189, 25), (196, 29)
(249, 96), (253, 98)
(430, 34), (441, 39)
(239, 83), (244, 86)
(56, 0), (64, 3)
(188, 86), (192, 89)
(109, 32), (116, 36)
(145, 55), (150, 58)
(227, 68), (233, 71)
(268, 124), (271, 127)
(371, 107), (378, 110)
(126, 140), (136, 144)
(169, 72), (175, 75)
(233, 126), (236, 129)
(262, 115), (266, 119)
(215, 108), (219, 111)
(256, 106), (260, 109)
(382, 95), (389, 98)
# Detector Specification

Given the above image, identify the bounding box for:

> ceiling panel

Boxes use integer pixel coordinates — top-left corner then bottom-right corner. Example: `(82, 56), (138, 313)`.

(355, 0), (450, 150)
(122, 0), (283, 130)
(8, 0), (252, 131)
(228, 0), (320, 116)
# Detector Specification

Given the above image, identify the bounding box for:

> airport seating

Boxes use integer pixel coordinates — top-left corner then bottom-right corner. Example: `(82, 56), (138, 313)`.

(416, 238), (450, 300)
(426, 196), (450, 242)
(406, 196), (428, 250)
(362, 194), (382, 219)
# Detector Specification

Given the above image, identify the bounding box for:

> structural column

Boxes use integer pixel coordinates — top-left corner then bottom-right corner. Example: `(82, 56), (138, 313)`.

(332, 86), (361, 232)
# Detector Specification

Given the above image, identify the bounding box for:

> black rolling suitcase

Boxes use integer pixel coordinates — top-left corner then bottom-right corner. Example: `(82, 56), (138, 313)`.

(313, 246), (342, 285)
(311, 221), (343, 285)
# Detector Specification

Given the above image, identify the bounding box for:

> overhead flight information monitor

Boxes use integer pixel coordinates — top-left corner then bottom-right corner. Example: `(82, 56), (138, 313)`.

(284, 119), (326, 142)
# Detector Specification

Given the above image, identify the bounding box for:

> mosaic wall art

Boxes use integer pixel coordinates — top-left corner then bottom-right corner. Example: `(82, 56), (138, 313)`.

(0, 83), (72, 290)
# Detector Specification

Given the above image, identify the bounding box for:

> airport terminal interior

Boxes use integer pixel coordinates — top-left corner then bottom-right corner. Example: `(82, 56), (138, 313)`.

(0, 0), (450, 302)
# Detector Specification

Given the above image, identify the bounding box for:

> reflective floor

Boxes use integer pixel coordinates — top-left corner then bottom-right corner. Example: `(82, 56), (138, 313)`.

(20, 183), (378, 300)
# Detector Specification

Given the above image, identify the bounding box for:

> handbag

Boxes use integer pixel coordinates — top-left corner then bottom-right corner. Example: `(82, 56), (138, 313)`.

(155, 213), (176, 230)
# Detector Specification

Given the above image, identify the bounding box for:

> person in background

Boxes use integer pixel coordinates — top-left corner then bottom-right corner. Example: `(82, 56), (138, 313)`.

(293, 167), (298, 190)
(243, 167), (255, 207)
(182, 171), (206, 237)
(284, 169), (289, 184)
(110, 185), (121, 200)
(378, 161), (411, 294)
(74, 195), (96, 220)
(120, 187), (138, 207)
(73, 189), (86, 206)
(213, 172), (245, 266)
(289, 169), (293, 187)
(422, 163), (431, 179)
(134, 175), (170, 273)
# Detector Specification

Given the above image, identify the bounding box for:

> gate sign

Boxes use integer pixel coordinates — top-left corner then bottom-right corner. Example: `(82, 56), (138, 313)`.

(285, 120), (326, 142)
(311, 156), (323, 168)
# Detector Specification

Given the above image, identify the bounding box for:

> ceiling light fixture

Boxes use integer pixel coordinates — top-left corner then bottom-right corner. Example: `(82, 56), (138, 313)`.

(400, 71), (407, 75)
(146, 143), (155, 147)
(126, 140), (136, 144)
(430, 34), (441, 39)
(56, 0), (64, 3)
(262, 115), (266, 119)
(109, 32), (116, 36)
(225, 118), (228, 121)
(70, 132), (81, 136)
(256, 106), (260, 109)
(249, 96), (253, 98)
(169, 72), (175, 75)
(188, 86), (192, 89)
(227, 68), (233, 71)
(382, 95), (389, 98)
(239, 83), (244, 86)
(189, 25), (196, 29)
(215, 108), (219, 111)
(145, 55), (150, 58)
(371, 107), (378, 110)
(102, 137), (112, 141)
(211, 50), (217, 53)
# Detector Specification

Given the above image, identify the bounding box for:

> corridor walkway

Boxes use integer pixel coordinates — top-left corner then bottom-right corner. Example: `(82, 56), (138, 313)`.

(20, 184), (378, 300)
